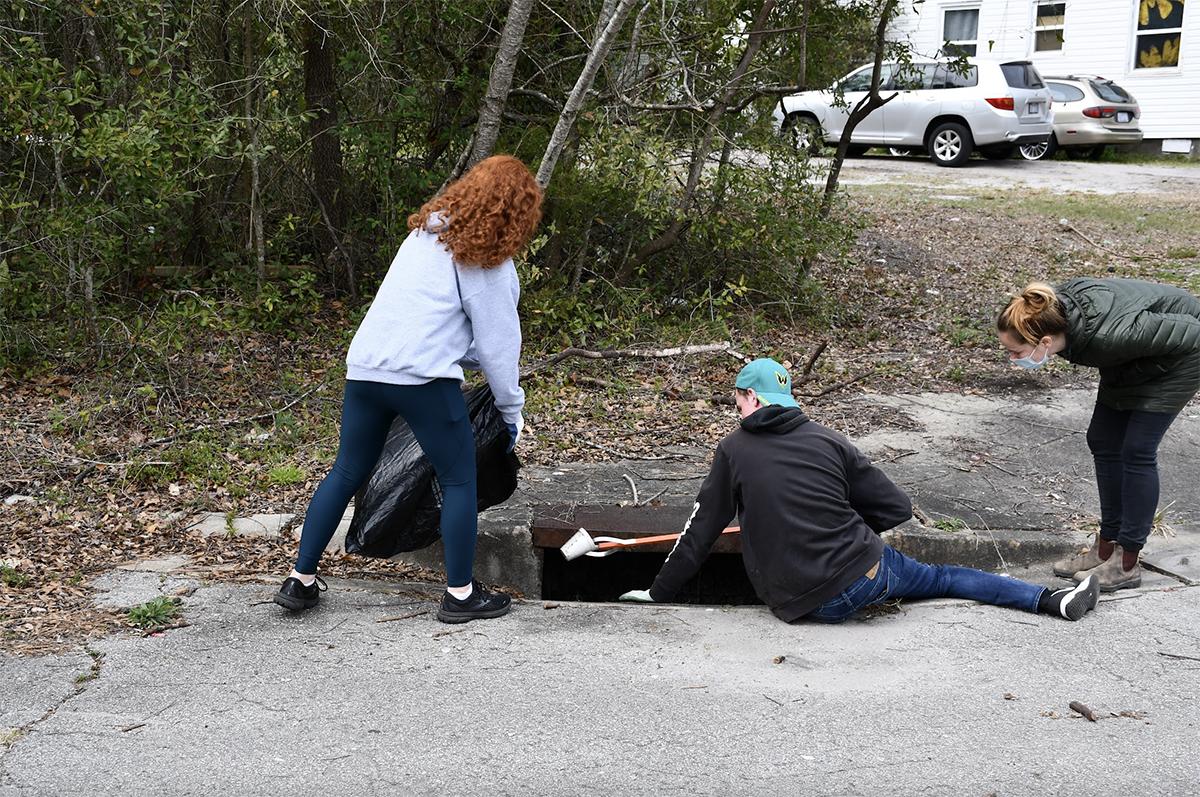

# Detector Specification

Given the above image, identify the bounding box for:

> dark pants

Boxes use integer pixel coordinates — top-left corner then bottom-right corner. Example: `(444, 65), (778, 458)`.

(295, 379), (477, 586)
(1086, 402), (1177, 553)
(805, 545), (1044, 623)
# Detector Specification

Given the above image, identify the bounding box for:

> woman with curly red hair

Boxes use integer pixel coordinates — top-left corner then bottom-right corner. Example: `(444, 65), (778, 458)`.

(275, 155), (543, 623)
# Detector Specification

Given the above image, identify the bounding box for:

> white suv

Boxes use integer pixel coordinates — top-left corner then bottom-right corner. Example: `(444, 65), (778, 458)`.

(774, 58), (1054, 166)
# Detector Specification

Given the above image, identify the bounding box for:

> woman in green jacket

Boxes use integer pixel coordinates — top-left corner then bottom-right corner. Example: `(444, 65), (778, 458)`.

(996, 278), (1200, 591)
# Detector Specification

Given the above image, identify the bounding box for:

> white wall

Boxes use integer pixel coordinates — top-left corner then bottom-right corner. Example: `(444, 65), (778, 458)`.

(888, 0), (1199, 140)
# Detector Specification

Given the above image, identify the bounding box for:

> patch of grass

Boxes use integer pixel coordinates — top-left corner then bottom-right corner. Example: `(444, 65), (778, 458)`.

(1, 728), (27, 747)
(934, 517), (968, 532)
(0, 564), (32, 588)
(940, 315), (991, 348)
(1023, 195), (1200, 237)
(266, 464), (306, 486)
(75, 648), (103, 684)
(126, 596), (182, 629)
(1101, 151), (1200, 167)
(1166, 246), (1198, 259)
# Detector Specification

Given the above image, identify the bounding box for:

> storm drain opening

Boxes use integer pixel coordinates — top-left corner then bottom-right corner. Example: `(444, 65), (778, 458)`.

(532, 504), (762, 606)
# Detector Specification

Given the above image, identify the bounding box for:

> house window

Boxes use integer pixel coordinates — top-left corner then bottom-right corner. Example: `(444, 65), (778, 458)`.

(1034, 2), (1066, 51)
(942, 8), (980, 56)
(1134, 0), (1184, 68)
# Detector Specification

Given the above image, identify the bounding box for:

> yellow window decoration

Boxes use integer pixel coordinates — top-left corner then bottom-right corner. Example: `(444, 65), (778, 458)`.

(1135, 0), (1184, 69)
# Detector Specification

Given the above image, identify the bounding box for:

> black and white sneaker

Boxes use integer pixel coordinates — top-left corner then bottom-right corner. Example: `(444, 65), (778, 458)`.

(273, 576), (327, 611)
(436, 580), (512, 624)
(1049, 574), (1099, 621)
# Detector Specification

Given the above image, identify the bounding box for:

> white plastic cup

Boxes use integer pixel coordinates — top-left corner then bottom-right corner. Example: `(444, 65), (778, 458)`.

(560, 528), (599, 561)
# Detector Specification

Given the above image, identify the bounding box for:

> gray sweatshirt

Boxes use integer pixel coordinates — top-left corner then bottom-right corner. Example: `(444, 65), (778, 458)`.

(345, 223), (525, 424)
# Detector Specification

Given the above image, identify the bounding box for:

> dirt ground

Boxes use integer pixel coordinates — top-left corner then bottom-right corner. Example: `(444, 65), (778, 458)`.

(3, 157), (1199, 654)
(834, 152), (1200, 195)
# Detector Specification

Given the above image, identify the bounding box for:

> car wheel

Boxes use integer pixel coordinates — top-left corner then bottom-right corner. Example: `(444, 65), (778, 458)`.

(782, 113), (823, 155)
(1019, 135), (1057, 161)
(927, 122), (973, 167)
(981, 144), (1016, 160)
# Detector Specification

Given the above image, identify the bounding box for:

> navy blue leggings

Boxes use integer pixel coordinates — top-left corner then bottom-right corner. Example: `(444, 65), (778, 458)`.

(295, 379), (477, 587)
(1086, 402), (1177, 553)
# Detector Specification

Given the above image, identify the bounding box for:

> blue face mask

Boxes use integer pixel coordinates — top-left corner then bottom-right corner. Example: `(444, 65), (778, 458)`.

(1011, 341), (1048, 370)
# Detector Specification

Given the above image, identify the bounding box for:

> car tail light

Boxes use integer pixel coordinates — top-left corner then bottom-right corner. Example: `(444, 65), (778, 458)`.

(1083, 107), (1118, 118)
(986, 97), (1015, 111)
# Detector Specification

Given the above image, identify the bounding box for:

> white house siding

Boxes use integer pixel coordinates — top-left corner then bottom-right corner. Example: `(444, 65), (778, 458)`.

(888, 1), (1198, 142)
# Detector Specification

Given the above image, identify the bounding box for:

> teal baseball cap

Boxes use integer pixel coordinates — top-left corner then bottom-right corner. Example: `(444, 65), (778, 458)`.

(735, 358), (799, 408)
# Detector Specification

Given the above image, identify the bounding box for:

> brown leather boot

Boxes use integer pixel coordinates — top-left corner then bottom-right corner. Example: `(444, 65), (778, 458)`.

(1074, 546), (1141, 592)
(1052, 534), (1109, 578)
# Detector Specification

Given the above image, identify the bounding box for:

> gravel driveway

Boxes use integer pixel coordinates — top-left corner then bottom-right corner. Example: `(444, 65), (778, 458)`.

(835, 153), (1200, 195)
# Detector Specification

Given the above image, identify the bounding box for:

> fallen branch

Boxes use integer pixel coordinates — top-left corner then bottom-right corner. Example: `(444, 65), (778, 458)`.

(798, 340), (828, 383)
(1059, 220), (1150, 261)
(642, 487), (669, 504)
(1069, 700), (1098, 721)
(433, 628), (468, 639)
(567, 374), (614, 389)
(70, 382), (329, 487)
(520, 342), (731, 379)
(623, 473), (639, 505)
(376, 610), (430, 623)
(138, 382), (327, 450)
(799, 368), (881, 398)
(666, 391), (736, 406)
(140, 621), (190, 636)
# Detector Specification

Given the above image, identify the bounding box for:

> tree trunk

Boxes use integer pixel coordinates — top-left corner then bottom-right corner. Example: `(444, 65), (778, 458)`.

(303, 7), (347, 290)
(819, 0), (898, 218)
(447, 0), (536, 184)
(614, 0), (777, 285)
(536, 0), (641, 189)
(244, 9), (266, 294)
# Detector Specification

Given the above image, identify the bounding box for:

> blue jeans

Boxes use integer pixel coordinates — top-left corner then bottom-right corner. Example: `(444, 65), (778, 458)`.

(1086, 402), (1177, 553)
(805, 545), (1044, 623)
(295, 379), (477, 586)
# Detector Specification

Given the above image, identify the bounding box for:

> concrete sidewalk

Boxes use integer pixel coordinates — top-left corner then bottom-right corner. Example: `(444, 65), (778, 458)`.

(3, 386), (1199, 796)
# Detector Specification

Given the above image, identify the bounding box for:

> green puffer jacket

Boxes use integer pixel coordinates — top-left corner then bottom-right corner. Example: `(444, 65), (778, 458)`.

(1056, 278), (1200, 414)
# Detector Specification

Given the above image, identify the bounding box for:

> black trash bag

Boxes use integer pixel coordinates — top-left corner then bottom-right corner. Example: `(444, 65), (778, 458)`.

(344, 384), (520, 558)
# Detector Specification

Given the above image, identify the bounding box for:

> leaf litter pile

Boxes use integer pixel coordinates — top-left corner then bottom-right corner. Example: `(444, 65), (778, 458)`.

(4, 179), (1198, 654)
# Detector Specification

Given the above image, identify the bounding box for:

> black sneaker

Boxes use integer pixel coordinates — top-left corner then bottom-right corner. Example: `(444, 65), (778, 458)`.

(436, 580), (512, 624)
(273, 576), (327, 611)
(1049, 574), (1099, 621)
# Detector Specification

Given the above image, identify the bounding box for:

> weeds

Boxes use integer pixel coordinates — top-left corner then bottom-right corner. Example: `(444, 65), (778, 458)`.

(126, 596), (182, 629)
(934, 517), (969, 532)
(0, 564), (32, 588)
(1152, 501), (1176, 538)
(0, 728), (26, 747)
(266, 464), (305, 486)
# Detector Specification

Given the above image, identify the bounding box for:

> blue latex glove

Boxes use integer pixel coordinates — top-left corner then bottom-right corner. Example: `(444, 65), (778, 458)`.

(506, 415), (524, 453)
(619, 589), (654, 603)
